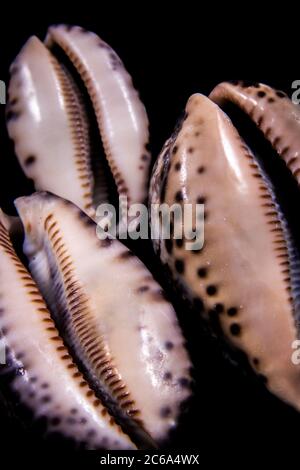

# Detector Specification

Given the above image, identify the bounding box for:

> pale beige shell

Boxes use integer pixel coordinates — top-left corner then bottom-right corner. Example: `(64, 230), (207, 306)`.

(0, 209), (135, 449)
(150, 91), (300, 412)
(15, 192), (192, 443)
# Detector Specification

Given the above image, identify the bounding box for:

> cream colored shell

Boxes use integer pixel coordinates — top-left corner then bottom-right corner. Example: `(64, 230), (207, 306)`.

(150, 93), (300, 411)
(7, 25), (151, 220)
(15, 192), (191, 443)
(0, 210), (135, 450)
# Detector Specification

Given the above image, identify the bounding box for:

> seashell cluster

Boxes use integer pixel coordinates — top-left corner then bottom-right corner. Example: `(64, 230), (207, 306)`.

(1, 23), (299, 449)
(1, 24), (191, 449)
(150, 82), (300, 413)
(6, 24), (151, 222)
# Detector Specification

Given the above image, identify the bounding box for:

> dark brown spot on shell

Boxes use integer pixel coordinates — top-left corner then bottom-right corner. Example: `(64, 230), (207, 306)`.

(206, 285), (217, 296)
(197, 267), (207, 278)
(172, 145), (178, 154)
(24, 155), (36, 166)
(257, 90), (266, 98)
(164, 371), (172, 380)
(165, 341), (174, 350)
(230, 323), (241, 336)
(137, 285), (150, 293)
(41, 395), (51, 404)
(178, 377), (190, 388)
(6, 110), (20, 121)
(160, 406), (171, 418)
(197, 196), (206, 204)
(10, 65), (19, 76)
(197, 166), (205, 174)
(174, 162), (181, 171)
(227, 307), (238, 317)
(214, 303), (224, 314)
(175, 190), (183, 202)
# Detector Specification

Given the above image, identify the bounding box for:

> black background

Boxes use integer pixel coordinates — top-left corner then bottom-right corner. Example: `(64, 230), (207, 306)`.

(0, 6), (298, 465)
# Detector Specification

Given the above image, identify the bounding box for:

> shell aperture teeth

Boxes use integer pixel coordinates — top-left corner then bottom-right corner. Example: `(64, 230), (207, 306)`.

(210, 81), (300, 185)
(150, 90), (300, 413)
(7, 24), (151, 222)
(0, 209), (136, 450)
(14, 191), (192, 445)
(44, 24), (151, 208)
(209, 82), (300, 324)
(8, 23), (298, 442)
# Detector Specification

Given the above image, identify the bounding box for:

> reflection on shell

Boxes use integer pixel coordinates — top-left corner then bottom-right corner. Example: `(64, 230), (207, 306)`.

(15, 192), (192, 445)
(150, 85), (300, 412)
(0, 209), (136, 450)
(7, 25), (151, 221)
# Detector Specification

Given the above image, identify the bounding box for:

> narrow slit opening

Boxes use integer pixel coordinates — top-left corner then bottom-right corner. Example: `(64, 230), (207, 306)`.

(48, 44), (120, 217)
(221, 101), (300, 327)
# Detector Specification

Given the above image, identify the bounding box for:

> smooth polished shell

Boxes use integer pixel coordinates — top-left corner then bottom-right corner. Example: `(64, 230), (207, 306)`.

(15, 192), (191, 443)
(150, 93), (300, 411)
(210, 81), (300, 183)
(7, 24), (151, 219)
(6, 36), (94, 217)
(0, 210), (135, 450)
(45, 25), (151, 208)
